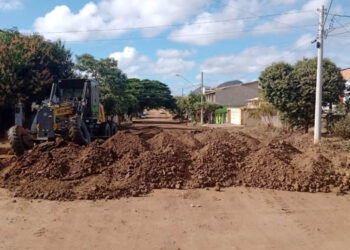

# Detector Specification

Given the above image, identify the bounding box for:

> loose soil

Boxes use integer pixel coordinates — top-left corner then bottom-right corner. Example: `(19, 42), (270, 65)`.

(1, 114), (350, 200)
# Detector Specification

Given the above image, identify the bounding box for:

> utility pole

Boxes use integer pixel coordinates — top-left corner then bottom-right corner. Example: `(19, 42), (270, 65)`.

(314, 5), (324, 144)
(182, 88), (184, 97)
(200, 72), (204, 124)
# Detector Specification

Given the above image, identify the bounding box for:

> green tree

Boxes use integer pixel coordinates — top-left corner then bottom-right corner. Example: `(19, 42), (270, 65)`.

(75, 54), (131, 116)
(0, 30), (73, 130)
(260, 58), (345, 132)
(175, 93), (221, 122)
(127, 78), (176, 111)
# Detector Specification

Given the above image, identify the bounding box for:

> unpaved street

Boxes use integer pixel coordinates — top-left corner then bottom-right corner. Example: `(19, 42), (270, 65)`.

(1, 111), (350, 249)
(1, 187), (350, 250)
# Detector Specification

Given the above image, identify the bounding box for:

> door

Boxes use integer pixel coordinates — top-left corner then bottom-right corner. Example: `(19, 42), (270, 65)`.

(230, 108), (242, 125)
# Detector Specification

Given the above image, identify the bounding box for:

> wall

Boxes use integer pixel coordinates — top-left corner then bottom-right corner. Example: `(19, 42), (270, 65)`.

(243, 111), (283, 128)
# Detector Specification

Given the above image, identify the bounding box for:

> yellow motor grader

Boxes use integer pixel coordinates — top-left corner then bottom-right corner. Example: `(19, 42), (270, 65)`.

(8, 79), (117, 155)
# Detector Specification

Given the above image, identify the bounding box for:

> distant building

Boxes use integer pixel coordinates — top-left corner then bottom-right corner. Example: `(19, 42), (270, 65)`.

(205, 80), (259, 125)
(205, 80), (259, 107)
(341, 68), (350, 102)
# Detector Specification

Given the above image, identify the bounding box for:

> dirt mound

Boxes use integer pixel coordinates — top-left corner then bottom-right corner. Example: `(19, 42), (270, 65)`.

(0, 128), (349, 200)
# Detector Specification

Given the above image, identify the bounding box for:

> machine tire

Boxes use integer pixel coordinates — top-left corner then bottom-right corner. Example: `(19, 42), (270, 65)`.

(8, 125), (34, 156)
(101, 122), (112, 138)
(69, 117), (91, 145)
(109, 122), (118, 136)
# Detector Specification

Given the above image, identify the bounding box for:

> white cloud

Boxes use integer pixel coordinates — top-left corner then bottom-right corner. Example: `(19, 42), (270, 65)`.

(109, 47), (195, 78)
(109, 46), (150, 77)
(0, 0), (21, 10)
(271, 0), (300, 4)
(157, 49), (194, 58)
(154, 49), (195, 74)
(294, 33), (315, 49)
(253, 0), (330, 35)
(33, 0), (209, 41)
(200, 46), (301, 76)
(168, 0), (261, 45)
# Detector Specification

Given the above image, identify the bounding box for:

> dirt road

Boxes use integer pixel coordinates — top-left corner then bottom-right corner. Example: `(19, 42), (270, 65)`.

(1, 111), (350, 249)
(1, 187), (350, 250)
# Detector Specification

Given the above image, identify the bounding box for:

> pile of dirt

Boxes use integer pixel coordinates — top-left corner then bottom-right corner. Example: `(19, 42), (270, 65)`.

(0, 128), (349, 200)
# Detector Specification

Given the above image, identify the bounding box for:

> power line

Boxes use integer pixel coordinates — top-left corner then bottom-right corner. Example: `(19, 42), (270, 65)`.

(326, 20), (350, 36)
(324, 0), (334, 25)
(333, 18), (350, 35)
(60, 23), (317, 43)
(331, 14), (350, 18)
(226, 4), (317, 31)
(324, 0), (335, 38)
(32, 10), (314, 35)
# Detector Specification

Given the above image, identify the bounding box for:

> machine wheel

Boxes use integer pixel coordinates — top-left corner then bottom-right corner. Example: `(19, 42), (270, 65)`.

(8, 125), (34, 156)
(100, 122), (112, 138)
(69, 117), (91, 145)
(109, 121), (118, 136)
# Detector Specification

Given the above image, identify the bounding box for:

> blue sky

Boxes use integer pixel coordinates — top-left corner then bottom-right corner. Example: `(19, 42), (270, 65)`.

(1, 0), (350, 95)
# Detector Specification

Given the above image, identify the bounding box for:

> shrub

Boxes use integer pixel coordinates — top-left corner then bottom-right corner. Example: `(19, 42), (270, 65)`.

(334, 115), (350, 139)
(247, 101), (277, 128)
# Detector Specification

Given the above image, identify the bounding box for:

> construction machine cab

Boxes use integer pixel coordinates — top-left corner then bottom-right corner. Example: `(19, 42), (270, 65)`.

(50, 79), (100, 119)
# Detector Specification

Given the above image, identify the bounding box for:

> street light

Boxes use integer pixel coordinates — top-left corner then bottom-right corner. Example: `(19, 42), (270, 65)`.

(175, 72), (204, 124)
(175, 74), (188, 97)
(175, 74), (202, 95)
(175, 73), (192, 97)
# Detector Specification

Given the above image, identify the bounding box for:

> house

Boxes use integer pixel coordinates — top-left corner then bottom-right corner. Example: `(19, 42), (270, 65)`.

(205, 81), (259, 107)
(205, 81), (259, 125)
(341, 68), (350, 102)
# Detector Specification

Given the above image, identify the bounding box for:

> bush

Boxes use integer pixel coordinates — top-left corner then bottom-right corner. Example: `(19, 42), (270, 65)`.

(334, 115), (350, 139)
(247, 101), (277, 128)
(325, 112), (345, 133)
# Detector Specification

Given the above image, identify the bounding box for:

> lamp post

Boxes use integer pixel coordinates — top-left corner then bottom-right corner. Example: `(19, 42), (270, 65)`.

(175, 73), (193, 97)
(176, 73), (204, 124)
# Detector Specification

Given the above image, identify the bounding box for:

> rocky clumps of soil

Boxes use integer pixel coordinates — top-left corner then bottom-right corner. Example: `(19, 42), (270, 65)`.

(0, 128), (349, 200)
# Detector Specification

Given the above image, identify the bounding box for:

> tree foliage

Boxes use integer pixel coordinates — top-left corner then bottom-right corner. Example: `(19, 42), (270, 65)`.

(75, 54), (133, 116)
(75, 55), (176, 116)
(175, 93), (222, 122)
(0, 30), (73, 131)
(175, 93), (201, 120)
(247, 101), (278, 128)
(127, 78), (176, 111)
(0, 30), (73, 107)
(334, 115), (350, 139)
(260, 58), (345, 132)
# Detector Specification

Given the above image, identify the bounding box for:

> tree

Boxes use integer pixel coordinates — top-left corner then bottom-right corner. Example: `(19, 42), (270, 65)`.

(75, 54), (130, 116)
(175, 93), (221, 122)
(127, 78), (176, 111)
(175, 94), (200, 120)
(0, 30), (73, 131)
(260, 58), (345, 132)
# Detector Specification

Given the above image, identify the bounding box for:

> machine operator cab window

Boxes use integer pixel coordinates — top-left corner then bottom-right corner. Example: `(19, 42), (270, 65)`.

(49, 79), (99, 118)
(54, 79), (90, 102)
